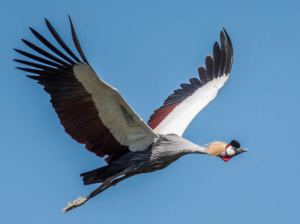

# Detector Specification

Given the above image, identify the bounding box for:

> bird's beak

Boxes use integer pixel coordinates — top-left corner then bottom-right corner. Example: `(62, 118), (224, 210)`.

(236, 148), (248, 155)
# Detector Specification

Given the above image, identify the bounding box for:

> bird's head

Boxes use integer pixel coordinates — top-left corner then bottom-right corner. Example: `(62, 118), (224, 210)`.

(205, 140), (248, 162)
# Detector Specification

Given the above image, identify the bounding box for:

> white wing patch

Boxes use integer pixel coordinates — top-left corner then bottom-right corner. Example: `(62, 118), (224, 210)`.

(154, 75), (229, 136)
(74, 63), (159, 151)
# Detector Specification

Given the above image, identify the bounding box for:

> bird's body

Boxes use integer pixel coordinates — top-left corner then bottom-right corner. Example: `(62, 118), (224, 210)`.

(82, 134), (205, 185)
(14, 16), (248, 213)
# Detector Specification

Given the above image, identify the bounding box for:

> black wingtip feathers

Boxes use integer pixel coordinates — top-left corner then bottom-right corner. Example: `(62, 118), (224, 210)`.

(68, 15), (89, 64)
(197, 28), (233, 84)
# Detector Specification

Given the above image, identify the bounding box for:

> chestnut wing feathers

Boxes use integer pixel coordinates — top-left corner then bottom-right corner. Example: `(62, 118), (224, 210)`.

(14, 17), (158, 164)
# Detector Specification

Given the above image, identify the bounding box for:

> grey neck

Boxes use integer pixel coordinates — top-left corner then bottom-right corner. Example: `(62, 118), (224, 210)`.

(155, 134), (207, 156)
(185, 144), (207, 154)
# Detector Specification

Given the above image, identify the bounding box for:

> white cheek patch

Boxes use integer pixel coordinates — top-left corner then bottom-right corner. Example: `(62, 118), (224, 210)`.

(226, 146), (236, 156)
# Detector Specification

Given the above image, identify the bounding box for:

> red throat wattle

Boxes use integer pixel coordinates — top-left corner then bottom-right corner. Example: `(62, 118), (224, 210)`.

(220, 156), (232, 162)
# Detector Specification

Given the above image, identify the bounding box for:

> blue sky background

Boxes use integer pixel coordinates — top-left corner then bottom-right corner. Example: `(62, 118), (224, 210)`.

(1, 0), (300, 223)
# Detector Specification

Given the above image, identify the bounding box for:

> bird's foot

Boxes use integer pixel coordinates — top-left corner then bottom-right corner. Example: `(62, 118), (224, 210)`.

(62, 197), (88, 214)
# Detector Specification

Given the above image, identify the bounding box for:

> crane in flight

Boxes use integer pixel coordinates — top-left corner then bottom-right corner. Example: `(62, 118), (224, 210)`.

(13, 16), (248, 213)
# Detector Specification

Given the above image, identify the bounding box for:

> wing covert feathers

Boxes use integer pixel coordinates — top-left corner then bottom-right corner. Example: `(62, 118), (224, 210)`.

(148, 28), (233, 136)
(14, 16), (158, 164)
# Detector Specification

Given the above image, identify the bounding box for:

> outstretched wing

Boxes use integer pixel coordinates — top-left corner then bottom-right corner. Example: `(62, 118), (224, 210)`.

(148, 28), (233, 137)
(14, 16), (158, 164)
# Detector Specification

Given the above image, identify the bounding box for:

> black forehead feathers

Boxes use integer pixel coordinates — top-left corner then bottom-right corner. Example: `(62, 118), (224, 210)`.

(230, 140), (240, 148)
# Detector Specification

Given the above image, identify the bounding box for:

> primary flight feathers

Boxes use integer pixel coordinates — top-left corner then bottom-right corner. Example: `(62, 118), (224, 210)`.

(148, 29), (233, 136)
(14, 16), (233, 164)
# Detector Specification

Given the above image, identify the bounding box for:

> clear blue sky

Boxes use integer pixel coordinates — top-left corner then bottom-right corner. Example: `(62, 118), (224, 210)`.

(1, 0), (300, 223)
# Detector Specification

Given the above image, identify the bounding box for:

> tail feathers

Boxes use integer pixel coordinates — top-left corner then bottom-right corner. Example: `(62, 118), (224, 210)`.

(80, 167), (106, 185)
(80, 164), (124, 185)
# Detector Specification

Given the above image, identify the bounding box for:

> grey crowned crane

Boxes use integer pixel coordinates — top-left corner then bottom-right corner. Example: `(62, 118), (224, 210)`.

(14, 16), (248, 213)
